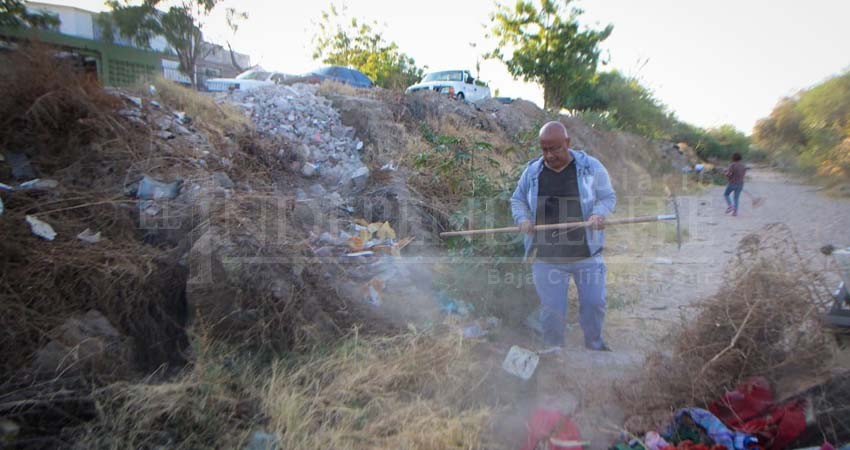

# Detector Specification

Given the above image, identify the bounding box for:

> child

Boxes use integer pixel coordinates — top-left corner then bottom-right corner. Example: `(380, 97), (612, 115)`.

(724, 153), (746, 216)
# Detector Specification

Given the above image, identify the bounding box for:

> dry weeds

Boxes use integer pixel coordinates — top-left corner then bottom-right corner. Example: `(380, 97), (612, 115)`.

(618, 223), (835, 429)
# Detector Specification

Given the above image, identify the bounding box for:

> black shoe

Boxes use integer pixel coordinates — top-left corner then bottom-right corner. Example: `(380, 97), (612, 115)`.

(587, 342), (612, 352)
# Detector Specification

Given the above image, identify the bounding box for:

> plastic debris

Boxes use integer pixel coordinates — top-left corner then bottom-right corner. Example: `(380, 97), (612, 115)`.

(77, 228), (102, 244)
(7, 152), (35, 179)
(380, 160), (397, 171)
(0, 183), (13, 192)
(137, 176), (182, 200)
(502, 345), (539, 381)
(25, 215), (57, 241)
(18, 178), (59, 190)
(436, 291), (473, 316)
(376, 222), (396, 240)
(461, 321), (487, 338)
(344, 251), (373, 257)
(243, 430), (279, 450)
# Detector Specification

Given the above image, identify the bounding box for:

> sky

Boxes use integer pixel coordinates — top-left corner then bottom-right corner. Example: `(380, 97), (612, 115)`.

(57, 0), (850, 133)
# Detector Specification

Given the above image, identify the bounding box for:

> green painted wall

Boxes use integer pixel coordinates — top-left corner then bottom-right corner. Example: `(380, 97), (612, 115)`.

(0, 26), (171, 86)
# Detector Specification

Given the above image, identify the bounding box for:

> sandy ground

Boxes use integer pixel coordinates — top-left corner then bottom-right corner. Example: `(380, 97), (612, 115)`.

(491, 168), (850, 448)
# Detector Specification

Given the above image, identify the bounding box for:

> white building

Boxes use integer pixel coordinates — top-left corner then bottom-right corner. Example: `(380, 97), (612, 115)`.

(27, 2), (250, 81)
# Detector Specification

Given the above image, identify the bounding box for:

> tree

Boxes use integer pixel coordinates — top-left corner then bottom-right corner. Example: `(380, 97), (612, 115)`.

(99, 0), (237, 87)
(1, 0), (59, 28)
(488, 0), (612, 110)
(312, 4), (424, 90)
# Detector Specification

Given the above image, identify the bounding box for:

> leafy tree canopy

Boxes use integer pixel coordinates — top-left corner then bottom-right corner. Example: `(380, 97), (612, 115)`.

(488, 0), (612, 110)
(312, 4), (424, 90)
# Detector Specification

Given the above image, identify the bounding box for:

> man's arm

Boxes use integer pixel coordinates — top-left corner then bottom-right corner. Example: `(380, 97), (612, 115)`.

(511, 167), (533, 227)
(591, 162), (616, 217)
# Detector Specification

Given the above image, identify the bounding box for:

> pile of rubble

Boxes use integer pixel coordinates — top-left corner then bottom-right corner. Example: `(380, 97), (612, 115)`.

(230, 84), (370, 195)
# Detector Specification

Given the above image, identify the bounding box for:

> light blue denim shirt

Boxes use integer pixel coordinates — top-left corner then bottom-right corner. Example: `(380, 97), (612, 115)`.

(510, 149), (616, 258)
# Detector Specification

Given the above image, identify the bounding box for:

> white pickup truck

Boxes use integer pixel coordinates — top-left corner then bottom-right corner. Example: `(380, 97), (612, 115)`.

(405, 70), (491, 102)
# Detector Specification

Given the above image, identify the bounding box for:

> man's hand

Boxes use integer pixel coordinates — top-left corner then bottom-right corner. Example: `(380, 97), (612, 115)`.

(588, 214), (606, 230)
(518, 220), (535, 234)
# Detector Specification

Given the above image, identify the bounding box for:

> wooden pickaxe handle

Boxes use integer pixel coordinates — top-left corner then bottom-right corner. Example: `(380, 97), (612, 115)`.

(439, 214), (677, 237)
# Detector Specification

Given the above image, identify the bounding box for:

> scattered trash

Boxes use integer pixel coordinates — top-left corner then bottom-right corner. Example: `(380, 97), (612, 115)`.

(380, 160), (397, 171)
(137, 176), (182, 200)
(140, 200), (161, 216)
(77, 228), (101, 244)
(0, 418), (20, 445)
(18, 178), (59, 190)
(243, 430), (279, 450)
(25, 215), (57, 241)
(367, 283), (382, 306)
(301, 162), (319, 177)
(7, 152), (35, 179)
(644, 431), (669, 450)
(662, 408), (756, 450)
(344, 251), (374, 257)
(461, 321), (487, 338)
(436, 291), (473, 316)
(521, 408), (584, 450)
(502, 345), (539, 381)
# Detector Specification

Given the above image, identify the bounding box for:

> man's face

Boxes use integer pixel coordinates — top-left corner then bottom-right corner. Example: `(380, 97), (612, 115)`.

(539, 133), (571, 169)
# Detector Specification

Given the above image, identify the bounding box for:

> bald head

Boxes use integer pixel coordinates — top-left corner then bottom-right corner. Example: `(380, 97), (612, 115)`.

(538, 121), (572, 170)
(539, 121), (569, 140)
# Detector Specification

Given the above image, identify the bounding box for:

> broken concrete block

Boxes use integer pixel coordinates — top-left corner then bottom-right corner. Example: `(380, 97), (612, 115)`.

(33, 310), (135, 378)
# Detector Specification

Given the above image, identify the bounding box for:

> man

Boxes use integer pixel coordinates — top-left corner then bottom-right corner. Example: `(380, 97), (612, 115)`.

(724, 153), (746, 216)
(511, 122), (616, 351)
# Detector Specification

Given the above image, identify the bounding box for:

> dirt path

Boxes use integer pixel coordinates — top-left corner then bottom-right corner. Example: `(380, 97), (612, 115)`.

(494, 168), (850, 448)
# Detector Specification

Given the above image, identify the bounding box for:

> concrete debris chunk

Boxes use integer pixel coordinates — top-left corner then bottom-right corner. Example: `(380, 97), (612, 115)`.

(77, 228), (102, 244)
(122, 94), (142, 107)
(25, 215), (56, 240)
(212, 171), (234, 189)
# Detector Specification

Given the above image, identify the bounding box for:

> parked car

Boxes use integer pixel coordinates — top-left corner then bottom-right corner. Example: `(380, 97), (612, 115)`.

(205, 68), (293, 92)
(300, 66), (373, 88)
(405, 70), (491, 102)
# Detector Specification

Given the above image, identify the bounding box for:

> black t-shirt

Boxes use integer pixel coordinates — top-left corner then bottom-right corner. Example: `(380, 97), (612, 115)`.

(533, 161), (591, 261)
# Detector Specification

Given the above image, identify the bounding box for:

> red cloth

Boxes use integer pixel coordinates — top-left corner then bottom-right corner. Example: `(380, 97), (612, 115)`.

(709, 377), (806, 450)
(520, 408), (582, 450)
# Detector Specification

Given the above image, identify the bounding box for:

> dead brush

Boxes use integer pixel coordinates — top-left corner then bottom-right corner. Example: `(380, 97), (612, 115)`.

(618, 223), (835, 428)
(0, 46), (193, 377)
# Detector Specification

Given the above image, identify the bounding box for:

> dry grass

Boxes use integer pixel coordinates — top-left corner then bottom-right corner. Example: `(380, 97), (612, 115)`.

(72, 330), (499, 450)
(148, 77), (250, 135)
(618, 223), (836, 430)
(260, 329), (497, 450)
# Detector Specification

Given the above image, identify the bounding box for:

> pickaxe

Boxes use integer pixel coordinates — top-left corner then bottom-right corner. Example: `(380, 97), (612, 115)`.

(439, 210), (682, 249)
